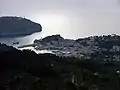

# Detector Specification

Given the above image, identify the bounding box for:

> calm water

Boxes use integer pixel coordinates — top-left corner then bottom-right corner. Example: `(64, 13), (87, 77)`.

(0, 27), (80, 48)
(0, 30), (73, 53)
(0, 32), (41, 47)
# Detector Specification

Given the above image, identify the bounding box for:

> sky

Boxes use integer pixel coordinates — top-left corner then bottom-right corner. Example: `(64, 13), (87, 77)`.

(0, 0), (120, 38)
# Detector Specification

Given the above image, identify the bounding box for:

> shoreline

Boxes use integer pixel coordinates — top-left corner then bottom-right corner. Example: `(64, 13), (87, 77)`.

(18, 44), (35, 48)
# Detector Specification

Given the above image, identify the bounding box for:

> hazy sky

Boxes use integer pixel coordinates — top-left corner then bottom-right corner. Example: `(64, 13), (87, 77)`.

(0, 0), (120, 38)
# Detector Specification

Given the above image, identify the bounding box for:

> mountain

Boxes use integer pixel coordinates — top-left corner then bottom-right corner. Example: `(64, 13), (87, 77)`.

(1, 43), (120, 90)
(0, 16), (42, 37)
(33, 34), (120, 62)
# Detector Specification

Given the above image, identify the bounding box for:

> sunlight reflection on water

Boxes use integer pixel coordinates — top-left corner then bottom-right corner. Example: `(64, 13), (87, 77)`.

(0, 31), (59, 53)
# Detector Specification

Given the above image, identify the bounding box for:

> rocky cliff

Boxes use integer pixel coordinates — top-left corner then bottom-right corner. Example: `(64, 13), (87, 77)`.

(33, 34), (120, 62)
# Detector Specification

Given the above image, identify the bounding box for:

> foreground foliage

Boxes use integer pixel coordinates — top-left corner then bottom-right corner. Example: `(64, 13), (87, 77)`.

(0, 44), (120, 90)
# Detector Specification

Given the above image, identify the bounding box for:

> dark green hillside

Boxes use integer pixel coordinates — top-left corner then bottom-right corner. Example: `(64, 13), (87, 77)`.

(0, 43), (120, 90)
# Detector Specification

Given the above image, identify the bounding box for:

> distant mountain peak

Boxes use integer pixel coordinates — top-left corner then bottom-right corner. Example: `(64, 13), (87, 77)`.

(41, 34), (64, 42)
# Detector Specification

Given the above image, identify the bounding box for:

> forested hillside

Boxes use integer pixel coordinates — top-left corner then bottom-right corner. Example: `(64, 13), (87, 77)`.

(0, 43), (120, 90)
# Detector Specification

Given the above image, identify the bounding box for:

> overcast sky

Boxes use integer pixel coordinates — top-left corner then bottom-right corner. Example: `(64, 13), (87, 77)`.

(0, 0), (120, 38)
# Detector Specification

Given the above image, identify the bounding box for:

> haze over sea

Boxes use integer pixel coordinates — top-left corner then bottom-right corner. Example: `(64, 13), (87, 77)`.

(0, 0), (120, 48)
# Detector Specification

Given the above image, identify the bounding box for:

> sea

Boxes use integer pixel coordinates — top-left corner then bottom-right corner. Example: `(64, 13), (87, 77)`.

(0, 31), (70, 53)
